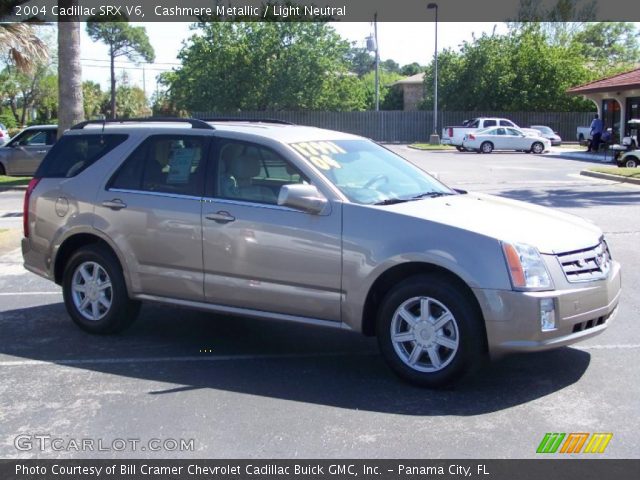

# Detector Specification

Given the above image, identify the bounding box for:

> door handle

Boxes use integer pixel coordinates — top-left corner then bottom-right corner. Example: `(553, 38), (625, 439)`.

(101, 199), (127, 210)
(205, 211), (235, 223)
(36, 150), (47, 154)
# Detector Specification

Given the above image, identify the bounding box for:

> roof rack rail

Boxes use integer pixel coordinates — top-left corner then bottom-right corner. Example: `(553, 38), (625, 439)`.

(201, 117), (294, 125)
(70, 117), (215, 130)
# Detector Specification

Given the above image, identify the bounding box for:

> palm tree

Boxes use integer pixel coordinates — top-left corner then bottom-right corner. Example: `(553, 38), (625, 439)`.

(0, 23), (48, 72)
(57, 17), (84, 136)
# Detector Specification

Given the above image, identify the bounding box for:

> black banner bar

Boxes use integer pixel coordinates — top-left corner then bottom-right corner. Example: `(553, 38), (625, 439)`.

(1, 460), (639, 480)
(2, 0), (640, 22)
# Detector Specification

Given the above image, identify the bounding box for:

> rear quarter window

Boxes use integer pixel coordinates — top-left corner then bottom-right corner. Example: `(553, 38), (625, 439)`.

(35, 134), (128, 178)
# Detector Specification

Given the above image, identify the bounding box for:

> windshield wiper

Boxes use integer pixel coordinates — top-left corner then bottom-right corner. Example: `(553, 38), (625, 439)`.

(373, 197), (411, 205)
(409, 191), (453, 200)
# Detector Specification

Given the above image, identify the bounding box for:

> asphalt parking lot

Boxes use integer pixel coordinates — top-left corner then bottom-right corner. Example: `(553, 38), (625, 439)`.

(1, 148), (638, 459)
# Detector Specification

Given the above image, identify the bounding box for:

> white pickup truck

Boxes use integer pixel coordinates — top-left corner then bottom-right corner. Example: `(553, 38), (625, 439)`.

(442, 118), (537, 150)
(576, 126), (592, 143)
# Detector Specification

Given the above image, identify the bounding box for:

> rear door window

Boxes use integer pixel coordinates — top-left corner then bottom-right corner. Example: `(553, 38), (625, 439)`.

(110, 135), (208, 197)
(483, 120), (497, 127)
(35, 134), (128, 178)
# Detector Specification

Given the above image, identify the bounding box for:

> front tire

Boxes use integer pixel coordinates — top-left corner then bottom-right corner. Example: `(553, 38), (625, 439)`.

(63, 245), (140, 334)
(623, 157), (639, 168)
(376, 274), (486, 387)
(531, 142), (545, 154)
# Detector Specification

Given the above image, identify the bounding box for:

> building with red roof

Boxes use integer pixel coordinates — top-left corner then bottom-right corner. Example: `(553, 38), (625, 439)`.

(567, 67), (640, 142)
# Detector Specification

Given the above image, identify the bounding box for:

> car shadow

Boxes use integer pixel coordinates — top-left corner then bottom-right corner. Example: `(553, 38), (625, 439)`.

(0, 302), (591, 417)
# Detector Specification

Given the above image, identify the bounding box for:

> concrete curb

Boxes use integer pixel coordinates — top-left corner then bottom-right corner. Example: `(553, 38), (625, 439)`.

(0, 186), (27, 191)
(580, 170), (640, 186)
(546, 150), (615, 162)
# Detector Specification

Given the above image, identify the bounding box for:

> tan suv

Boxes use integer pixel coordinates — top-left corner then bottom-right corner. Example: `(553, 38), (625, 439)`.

(22, 118), (621, 387)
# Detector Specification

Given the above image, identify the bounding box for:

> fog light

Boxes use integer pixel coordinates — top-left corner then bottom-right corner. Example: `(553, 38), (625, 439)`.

(540, 298), (556, 332)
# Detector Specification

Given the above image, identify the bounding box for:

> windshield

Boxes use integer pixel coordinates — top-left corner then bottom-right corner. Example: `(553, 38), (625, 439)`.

(289, 140), (454, 205)
(534, 126), (553, 134)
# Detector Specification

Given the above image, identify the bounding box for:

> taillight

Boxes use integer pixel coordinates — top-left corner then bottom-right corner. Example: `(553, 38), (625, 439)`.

(468, 134), (475, 140)
(0, 131), (4, 137)
(23, 177), (40, 238)
(448, 128), (453, 137)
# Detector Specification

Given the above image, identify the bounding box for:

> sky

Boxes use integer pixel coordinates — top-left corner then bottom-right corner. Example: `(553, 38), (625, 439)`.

(78, 22), (510, 96)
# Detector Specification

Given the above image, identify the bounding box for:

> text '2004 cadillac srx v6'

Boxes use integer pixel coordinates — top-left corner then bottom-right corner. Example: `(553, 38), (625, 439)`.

(22, 118), (621, 387)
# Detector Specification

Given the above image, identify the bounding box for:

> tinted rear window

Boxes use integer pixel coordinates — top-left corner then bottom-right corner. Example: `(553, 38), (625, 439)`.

(36, 134), (128, 178)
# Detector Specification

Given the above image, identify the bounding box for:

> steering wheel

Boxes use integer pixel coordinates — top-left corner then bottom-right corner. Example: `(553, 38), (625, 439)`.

(363, 174), (389, 189)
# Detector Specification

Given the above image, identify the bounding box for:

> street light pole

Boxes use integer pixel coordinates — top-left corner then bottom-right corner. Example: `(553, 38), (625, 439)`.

(366, 13), (380, 111)
(427, 3), (440, 144)
(374, 12), (379, 111)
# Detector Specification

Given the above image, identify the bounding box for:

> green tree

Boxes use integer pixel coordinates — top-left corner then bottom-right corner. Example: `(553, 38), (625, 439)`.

(165, 22), (363, 112)
(345, 46), (374, 77)
(112, 83), (151, 118)
(359, 70), (403, 110)
(86, 16), (155, 119)
(572, 23), (640, 76)
(421, 26), (594, 112)
(400, 63), (424, 77)
(82, 81), (105, 119)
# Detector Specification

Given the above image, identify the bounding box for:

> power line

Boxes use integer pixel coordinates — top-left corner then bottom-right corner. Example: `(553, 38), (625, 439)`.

(80, 58), (181, 66)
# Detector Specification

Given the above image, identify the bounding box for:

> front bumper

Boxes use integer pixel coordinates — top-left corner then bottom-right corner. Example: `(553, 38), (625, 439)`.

(474, 260), (621, 357)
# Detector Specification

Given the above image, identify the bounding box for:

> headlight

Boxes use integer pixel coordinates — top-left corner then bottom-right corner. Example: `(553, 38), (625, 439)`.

(502, 242), (553, 290)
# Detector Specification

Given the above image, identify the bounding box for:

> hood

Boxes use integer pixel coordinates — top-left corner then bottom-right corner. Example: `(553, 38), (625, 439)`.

(381, 192), (602, 254)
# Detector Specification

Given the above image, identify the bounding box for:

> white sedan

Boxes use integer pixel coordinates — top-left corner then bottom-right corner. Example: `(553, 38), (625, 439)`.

(462, 127), (551, 154)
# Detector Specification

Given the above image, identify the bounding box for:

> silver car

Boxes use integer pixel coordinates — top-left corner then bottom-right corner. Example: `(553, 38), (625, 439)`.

(530, 125), (562, 146)
(22, 119), (621, 387)
(463, 127), (550, 154)
(0, 125), (57, 176)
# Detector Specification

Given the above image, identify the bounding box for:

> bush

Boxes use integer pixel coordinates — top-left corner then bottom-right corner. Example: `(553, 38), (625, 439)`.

(0, 112), (17, 129)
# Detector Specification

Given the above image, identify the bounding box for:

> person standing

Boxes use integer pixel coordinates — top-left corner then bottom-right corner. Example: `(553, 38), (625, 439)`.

(588, 114), (604, 152)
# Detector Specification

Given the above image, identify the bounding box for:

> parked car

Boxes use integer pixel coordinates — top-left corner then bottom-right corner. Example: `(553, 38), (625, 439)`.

(0, 125), (57, 176)
(462, 126), (551, 153)
(529, 125), (562, 146)
(616, 149), (639, 168)
(442, 117), (538, 151)
(0, 123), (10, 147)
(22, 118), (620, 387)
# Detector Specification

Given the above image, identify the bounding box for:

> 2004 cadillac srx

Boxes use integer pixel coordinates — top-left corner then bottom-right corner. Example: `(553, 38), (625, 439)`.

(22, 118), (621, 386)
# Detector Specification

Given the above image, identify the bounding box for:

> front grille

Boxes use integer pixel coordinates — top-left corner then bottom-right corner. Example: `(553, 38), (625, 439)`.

(557, 240), (611, 283)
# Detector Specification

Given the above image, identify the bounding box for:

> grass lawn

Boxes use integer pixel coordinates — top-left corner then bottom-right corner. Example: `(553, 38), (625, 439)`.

(589, 167), (640, 178)
(409, 143), (456, 151)
(0, 175), (30, 187)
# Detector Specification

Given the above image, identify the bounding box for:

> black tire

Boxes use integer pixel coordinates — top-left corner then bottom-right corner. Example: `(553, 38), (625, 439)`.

(62, 245), (140, 334)
(578, 133), (585, 143)
(376, 274), (486, 388)
(480, 142), (493, 154)
(0, 163), (5, 176)
(455, 146), (465, 152)
(623, 157), (638, 168)
(531, 142), (545, 154)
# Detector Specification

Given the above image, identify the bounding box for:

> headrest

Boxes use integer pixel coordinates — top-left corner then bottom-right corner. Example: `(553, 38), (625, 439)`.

(229, 152), (261, 179)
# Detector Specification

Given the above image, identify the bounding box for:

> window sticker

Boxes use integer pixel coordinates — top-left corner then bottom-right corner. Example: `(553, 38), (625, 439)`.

(167, 148), (196, 184)
(290, 141), (346, 170)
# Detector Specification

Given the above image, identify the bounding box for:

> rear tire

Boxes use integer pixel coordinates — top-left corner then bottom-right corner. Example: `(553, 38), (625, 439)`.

(455, 146), (465, 152)
(376, 274), (486, 388)
(62, 245), (140, 334)
(480, 142), (493, 154)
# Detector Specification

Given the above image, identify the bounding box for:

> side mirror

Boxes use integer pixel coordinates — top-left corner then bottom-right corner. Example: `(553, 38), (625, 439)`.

(278, 184), (328, 214)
